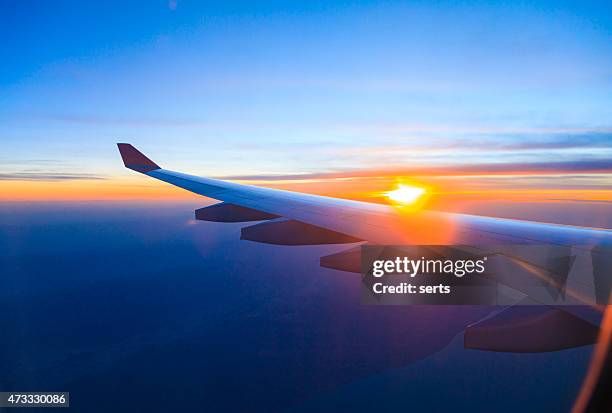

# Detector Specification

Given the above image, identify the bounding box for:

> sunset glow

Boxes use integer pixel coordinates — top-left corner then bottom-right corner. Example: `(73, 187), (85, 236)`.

(385, 184), (426, 205)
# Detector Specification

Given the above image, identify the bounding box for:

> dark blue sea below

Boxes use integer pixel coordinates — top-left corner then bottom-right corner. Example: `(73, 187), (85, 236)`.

(0, 202), (593, 412)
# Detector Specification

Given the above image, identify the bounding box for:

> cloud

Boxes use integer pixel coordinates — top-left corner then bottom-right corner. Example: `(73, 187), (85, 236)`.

(478, 133), (612, 151)
(25, 114), (206, 127)
(0, 173), (106, 181)
(220, 159), (612, 181)
(546, 199), (612, 204)
(341, 132), (612, 153)
(0, 159), (67, 165)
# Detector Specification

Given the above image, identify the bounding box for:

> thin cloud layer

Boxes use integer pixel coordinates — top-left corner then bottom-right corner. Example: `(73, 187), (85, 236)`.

(0, 172), (106, 181)
(221, 160), (612, 182)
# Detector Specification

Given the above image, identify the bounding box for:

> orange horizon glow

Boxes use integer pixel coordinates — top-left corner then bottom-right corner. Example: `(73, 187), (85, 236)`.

(2, 179), (611, 204)
(1, 170), (611, 205)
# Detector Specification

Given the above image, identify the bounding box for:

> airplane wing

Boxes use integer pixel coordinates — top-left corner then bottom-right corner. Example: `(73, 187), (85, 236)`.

(117, 143), (612, 351)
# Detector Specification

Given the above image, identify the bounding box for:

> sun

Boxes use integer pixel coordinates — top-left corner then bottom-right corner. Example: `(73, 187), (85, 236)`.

(385, 184), (426, 205)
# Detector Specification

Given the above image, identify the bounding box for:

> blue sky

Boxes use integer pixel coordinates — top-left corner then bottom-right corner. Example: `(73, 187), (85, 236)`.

(1, 0), (611, 181)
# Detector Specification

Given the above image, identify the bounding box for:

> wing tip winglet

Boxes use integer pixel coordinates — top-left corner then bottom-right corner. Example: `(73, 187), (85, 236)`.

(117, 143), (160, 172)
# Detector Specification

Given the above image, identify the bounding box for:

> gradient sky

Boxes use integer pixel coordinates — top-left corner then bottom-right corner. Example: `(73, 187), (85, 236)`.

(1, 0), (611, 200)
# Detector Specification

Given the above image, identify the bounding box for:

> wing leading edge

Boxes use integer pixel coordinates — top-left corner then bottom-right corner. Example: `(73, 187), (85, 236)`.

(117, 143), (612, 248)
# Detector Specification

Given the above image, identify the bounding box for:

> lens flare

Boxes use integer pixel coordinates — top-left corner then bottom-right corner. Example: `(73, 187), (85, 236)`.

(385, 184), (426, 205)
